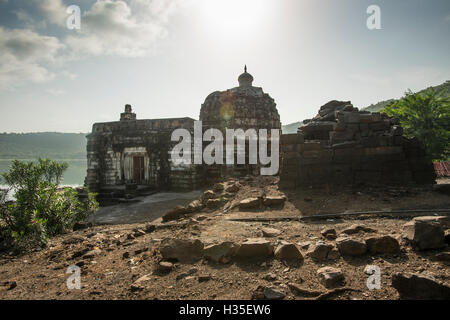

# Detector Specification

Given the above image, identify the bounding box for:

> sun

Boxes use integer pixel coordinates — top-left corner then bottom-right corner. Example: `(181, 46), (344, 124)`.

(199, 0), (271, 34)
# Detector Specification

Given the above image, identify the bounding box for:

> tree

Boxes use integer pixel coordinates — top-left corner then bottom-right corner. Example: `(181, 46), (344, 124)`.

(384, 89), (450, 161)
(0, 159), (98, 250)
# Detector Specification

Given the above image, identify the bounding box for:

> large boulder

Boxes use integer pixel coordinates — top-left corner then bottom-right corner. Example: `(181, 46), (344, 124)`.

(235, 238), (273, 259)
(317, 267), (345, 288)
(203, 242), (238, 263)
(413, 216), (450, 229)
(365, 235), (400, 254)
(403, 218), (446, 250)
(274, 242), (303, 261)
(391, 272), (450, 300)
(159, 238), (204, 263)
(305, 241), (333, 261)
(336, 237), (367, 256)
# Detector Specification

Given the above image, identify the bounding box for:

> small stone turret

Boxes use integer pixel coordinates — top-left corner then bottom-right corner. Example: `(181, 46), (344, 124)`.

(120, 104), (136, 121)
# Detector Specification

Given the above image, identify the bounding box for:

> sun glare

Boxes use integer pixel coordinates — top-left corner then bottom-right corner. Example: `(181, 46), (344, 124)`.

(199, 0), (271, 34)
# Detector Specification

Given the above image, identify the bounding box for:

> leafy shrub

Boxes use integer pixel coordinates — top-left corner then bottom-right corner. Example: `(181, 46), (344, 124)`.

(0, 159), (98, 251)
(384, 89), (450, 161)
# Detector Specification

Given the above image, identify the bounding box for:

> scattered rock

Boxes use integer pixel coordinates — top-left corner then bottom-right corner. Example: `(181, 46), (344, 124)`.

(225, 183), (241, 193)
(206, 199), (222, 209)
(235, 238), (273, 259)
(144, 224), (156, 233)
(156, 261), (174, 273)
(6, 281), (17, 290)
(274, 242), (303, 261)
(403, 218), (446, 250)
(83, 248), (102, 259)
(71, 248), (90, 259)
(198, 275), (212, 282)
(263, 273), (278, 281)
(321, 228), (337, 240)
(162, 206), (188, 222)
(212, 183), (224, 192)
(203, 241), (238, 263)
(341, 224), (376, 235)
(202, 190), (216, 201)
(327, 247), (340, 260)
(305, 241), (333, 261)
(133, 229), (146, 238)
(263, 196), (286, 207)
(445, 229), (450, 245)
(433, 252), (450, 263)
(263, 287), (286, 300)
(62, 236), (86, 245)
(159, 238), (204, 263)
(261, 227), (281, 238)
(239, 198), (261, 210)
(336, 237), (367, 256)
(298, 241), (312, 250)
(317, 267), (345, 289)
(187, 200), (204, 213)
(73, 222), (92, 231)
(251, 285), (266, 300)
(391, 272), (450, 300)
(365, 235), (400, 254)
(176, 268), (198, 281)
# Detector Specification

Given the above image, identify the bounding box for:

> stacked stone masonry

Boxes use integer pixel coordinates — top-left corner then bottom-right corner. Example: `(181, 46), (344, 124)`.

(279, 100), (436, 188)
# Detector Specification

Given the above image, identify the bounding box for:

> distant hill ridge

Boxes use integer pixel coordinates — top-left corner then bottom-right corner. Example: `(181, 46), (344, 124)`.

(363, 80), (450, 112)
(0, 132), (87, 159)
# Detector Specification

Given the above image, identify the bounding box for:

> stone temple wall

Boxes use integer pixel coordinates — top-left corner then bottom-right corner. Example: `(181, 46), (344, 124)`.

(85, 117), (204, 192)
(279, 101), (436, 188)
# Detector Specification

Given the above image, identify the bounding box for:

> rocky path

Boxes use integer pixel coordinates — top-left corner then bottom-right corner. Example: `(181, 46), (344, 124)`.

(0, 177), (449, 300)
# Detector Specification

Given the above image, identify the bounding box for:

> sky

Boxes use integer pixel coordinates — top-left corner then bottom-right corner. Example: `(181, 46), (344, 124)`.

(0, 0), (449, 133)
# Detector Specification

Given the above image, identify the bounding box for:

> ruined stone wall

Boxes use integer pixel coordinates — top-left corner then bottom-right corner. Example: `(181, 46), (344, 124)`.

(85, 118), (204, 192)
(279, 101), (436, 188)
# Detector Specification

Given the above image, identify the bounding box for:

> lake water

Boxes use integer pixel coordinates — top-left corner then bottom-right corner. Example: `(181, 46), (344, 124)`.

(0, 159), (86, 186)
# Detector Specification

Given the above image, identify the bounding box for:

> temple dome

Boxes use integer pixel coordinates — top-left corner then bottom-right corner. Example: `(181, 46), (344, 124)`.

(238, 65), (254, 87)
(199, 66), (280, 131)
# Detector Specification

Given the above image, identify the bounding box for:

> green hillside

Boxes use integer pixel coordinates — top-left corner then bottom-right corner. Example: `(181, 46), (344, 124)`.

(364, 80), (450, 112)
(282, 121), (304, 134)
(0, 132), (87, 159)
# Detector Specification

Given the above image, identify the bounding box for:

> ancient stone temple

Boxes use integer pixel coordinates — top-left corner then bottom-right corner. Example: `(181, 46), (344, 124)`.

(85, 105), (203, 193)
(85, 68), (436, 196)
(199, 66), (281, 181)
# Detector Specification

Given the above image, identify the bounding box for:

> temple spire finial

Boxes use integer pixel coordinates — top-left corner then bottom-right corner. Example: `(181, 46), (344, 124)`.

(244, 65), (247, 73)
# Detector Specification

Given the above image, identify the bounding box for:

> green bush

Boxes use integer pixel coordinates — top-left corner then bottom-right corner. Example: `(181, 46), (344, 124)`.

(0, 159), (98, 251)
(384, 89), (450, 161)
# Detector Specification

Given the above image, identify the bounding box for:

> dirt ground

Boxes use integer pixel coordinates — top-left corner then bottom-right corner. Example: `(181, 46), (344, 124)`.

(0, 177), (449, 300)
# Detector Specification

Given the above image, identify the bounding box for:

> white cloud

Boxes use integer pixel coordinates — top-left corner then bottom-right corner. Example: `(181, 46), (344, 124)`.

(0, 27), (63, 89)
(65, 0), (178, 57)
(46, 88), (66, 96)
(0, 0), (179, 90)
(36, 0), (67, 26)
